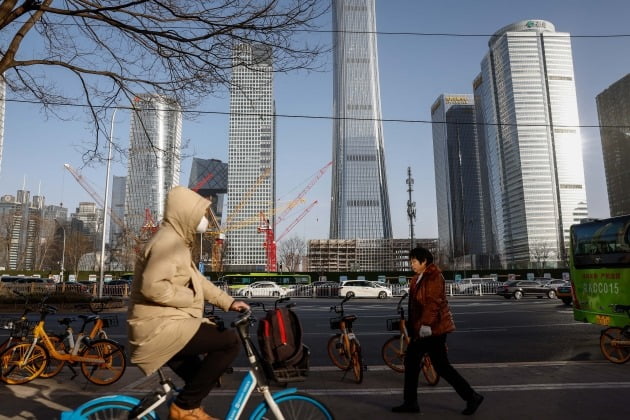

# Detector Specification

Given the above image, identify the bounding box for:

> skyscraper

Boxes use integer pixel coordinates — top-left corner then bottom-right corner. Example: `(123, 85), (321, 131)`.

(596, 73), (630, 217)
(0, 76), (5, 176)
(188, 158), (228, 225)
(109, 175), (126, 245)
(476, 20), (588, 267)
(125, 94), (182, 236)
(431, 94), (493, 269)
(226, 44), (275, 271)
(330, 0), (392, 239)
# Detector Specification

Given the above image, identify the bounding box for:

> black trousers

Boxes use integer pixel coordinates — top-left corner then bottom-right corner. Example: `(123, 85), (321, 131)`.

(403, 334), (475, 405)
(167, 323), (240, 410)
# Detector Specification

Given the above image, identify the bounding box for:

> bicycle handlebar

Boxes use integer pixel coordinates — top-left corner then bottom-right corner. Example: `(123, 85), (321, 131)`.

(232, 309), (254, 328)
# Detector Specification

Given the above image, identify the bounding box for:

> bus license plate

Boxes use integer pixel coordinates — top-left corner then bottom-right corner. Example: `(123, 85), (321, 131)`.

(595, 315), (611, 326)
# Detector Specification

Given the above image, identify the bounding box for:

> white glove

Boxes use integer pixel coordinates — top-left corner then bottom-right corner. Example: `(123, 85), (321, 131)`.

(419, 325), (432, 338)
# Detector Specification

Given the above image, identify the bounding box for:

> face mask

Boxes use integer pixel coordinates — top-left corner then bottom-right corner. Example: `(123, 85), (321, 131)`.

(196, 216), (209, 233)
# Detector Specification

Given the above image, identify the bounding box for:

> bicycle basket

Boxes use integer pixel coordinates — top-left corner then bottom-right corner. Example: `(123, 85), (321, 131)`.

(101, 315), (119, 328)
(386, 318), (401, 331)
(266, 345), (310, 384)
(329, 317), (341, 330)
(1, 318), (36, 338)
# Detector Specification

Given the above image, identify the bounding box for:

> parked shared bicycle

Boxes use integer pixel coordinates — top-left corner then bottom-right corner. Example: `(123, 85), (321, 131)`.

(327, 294), (365, 384)
(0, 297), (126, 385)
(381, 292), (439, 385)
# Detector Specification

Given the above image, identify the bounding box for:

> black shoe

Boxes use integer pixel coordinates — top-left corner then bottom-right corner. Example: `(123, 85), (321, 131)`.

(392, 403), (420, 413)
(462, 392), (484, 415)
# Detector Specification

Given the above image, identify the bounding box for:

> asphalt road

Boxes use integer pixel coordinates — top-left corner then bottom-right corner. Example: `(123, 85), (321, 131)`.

(1, 295), (628, 419)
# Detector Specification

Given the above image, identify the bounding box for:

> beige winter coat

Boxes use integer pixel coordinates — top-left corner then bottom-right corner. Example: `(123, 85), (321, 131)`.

(127, 186), (234, 376)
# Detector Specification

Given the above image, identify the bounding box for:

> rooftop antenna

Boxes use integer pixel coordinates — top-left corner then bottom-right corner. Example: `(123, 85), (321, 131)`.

(406, 166), (416, 250)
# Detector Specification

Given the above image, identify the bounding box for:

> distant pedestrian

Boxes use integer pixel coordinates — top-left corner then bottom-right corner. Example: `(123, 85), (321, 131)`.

(392, 246), (484, 416)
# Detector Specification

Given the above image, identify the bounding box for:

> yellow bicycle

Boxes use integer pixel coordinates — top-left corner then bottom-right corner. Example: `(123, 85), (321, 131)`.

(327, 294), (364, 384)
(0, 300), (126, 385)
(381, 292), (439, 385)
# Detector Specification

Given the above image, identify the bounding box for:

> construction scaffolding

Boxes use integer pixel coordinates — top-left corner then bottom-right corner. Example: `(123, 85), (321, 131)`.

(306, 238), (439, 272)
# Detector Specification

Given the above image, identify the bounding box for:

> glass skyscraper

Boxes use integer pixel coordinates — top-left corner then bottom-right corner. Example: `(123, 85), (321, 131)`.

(125, 94), (182, 236)
(226, 43), (275, 271)
(476, 20), (588, 267)
(330, 0), (392, 239)
(596, 73), (630, 217)
(431, 94), (493, 269)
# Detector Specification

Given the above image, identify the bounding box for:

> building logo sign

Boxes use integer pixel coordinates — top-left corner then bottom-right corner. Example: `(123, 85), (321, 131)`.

(525, 20), (546, 29)
(444, 96), (470, 105)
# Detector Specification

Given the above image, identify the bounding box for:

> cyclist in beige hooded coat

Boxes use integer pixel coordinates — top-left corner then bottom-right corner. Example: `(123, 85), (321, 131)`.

(128, 186), (249, 420)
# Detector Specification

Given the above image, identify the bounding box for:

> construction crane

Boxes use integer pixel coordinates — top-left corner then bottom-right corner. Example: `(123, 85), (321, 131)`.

(276, 200), (318, 243)
(257, 213), (277, 272)
(65, 163), (154, 254)
(258, 200), (318, 273)
(274, 161), (331, 227)
(205, 168), (271, 272)
(256, 162), (330, 272)
(64, 163), (131, 238)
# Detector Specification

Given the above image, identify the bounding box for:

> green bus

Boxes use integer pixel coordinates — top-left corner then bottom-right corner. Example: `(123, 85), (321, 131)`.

(217, 273), (311, 289)
(570, 215), (630, 327)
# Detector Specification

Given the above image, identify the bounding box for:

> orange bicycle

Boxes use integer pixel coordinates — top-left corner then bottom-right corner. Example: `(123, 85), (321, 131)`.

(42, 298), (119, 379)
(0, 291), (37, 354)
(381, 292), (439, 385)
(327, 294), (365, 384)
(0, 299), (125, 385)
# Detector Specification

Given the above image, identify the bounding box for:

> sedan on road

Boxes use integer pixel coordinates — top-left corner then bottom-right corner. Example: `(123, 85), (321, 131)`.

(556, 283), (573, 305)
(237, 281), (288, 298)
(496, 280), (556, 300)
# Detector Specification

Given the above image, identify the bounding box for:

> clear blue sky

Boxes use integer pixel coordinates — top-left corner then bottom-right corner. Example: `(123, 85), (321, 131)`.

(1, 0), (628, 242)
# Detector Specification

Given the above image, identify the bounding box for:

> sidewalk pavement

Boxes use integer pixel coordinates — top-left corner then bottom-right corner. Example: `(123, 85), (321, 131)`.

(1, 360), (629, 419)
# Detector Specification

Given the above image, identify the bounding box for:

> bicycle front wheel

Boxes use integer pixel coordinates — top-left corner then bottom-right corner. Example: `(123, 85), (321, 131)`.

(0, 342), (48, 384)
(600, 327), (630, 364)
(327, 333), (350, 370)
(382, 336), (406, 373)
(60, 395), (157, 420)
(80, 339), (126, 385)
(349, 339), (364, 384)
(252, 392), (334, 420)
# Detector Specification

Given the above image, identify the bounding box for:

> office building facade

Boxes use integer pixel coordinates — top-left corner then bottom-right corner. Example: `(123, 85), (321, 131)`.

(188, 158), (228, 225)
(0, 76), (4, 176)
(596, 73), (630, 217)
(476, 20), (588, 267)
(226, 44), (275, 271)
(330, 0), (392, 239)
(125, 94), (182, 236)
(431, 94), (494, 269)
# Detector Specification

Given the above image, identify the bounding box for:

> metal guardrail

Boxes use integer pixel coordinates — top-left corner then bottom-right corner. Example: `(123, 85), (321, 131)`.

(1, 281), (503, 299)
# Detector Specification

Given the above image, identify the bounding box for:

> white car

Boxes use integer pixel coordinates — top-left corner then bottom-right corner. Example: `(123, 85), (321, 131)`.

(338, 280), (392, 299)
(237, 281), (288, 298)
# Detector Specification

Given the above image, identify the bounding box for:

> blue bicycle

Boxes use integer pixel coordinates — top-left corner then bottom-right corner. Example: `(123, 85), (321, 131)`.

(61, 306), (333, 419)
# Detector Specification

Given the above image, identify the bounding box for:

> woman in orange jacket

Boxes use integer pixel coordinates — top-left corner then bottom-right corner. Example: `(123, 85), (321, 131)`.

(392, 246), (484, 416)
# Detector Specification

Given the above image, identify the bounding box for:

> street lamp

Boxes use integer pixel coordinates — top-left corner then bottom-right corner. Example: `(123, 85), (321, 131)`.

(98, 108), (117, 299)
(57, 220), (66, 283)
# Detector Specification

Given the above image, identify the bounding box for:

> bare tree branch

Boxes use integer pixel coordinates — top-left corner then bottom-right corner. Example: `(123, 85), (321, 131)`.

(0, 0), (328, 163)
